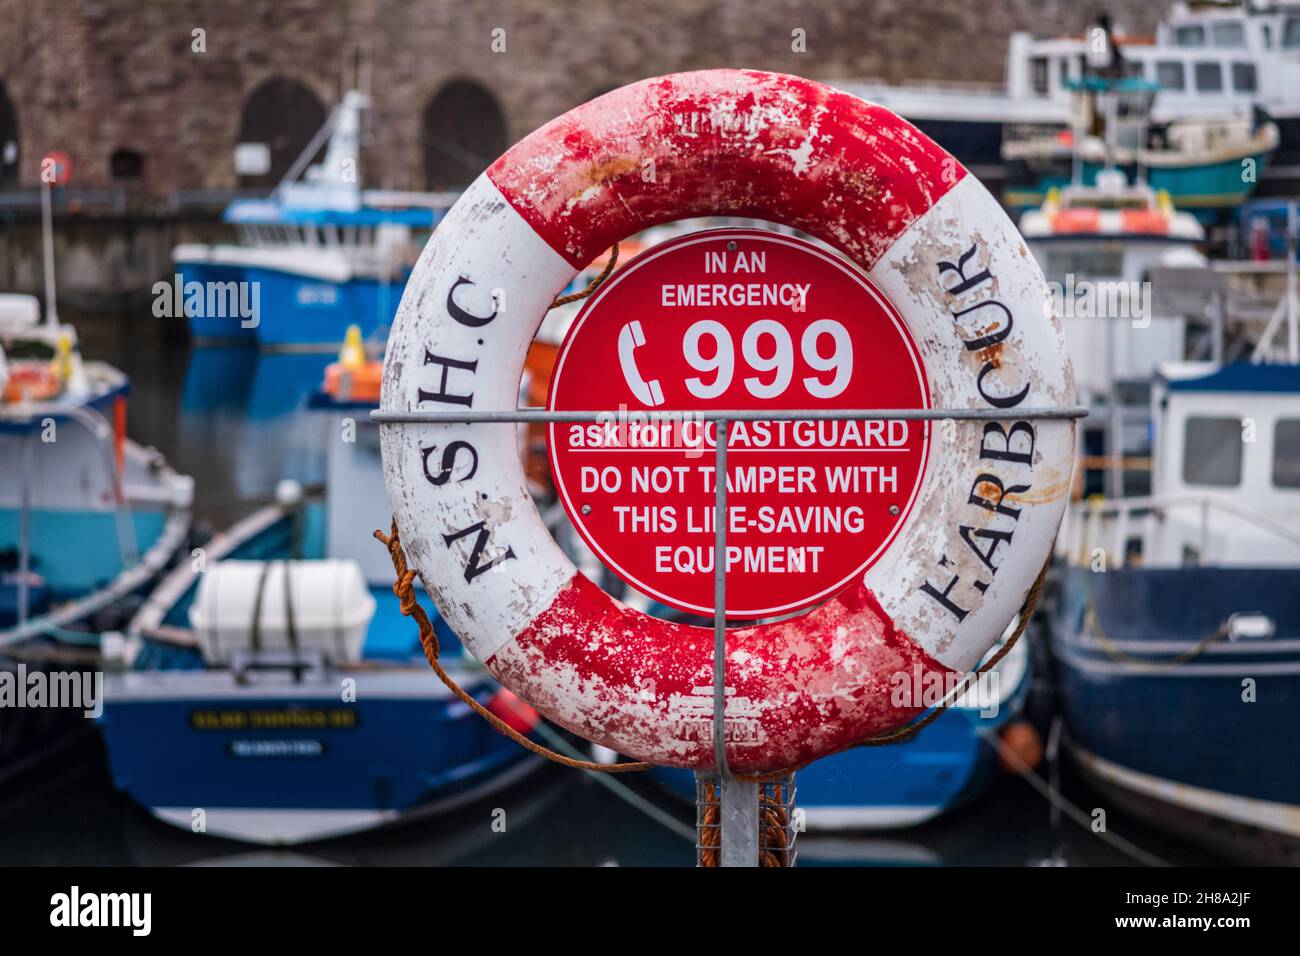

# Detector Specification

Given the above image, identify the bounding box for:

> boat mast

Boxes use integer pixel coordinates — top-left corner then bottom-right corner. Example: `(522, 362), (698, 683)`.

(40, 172), (58, 329)
(1250, 201), (1300, 364)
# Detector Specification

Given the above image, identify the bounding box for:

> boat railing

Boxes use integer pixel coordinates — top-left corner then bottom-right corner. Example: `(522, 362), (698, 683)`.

(833, 76), (1006, 96)
(1065, 493), (1300, 568)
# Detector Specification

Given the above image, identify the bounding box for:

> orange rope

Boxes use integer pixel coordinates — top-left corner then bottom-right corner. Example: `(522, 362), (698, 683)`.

(375, 521), (652, 773)
(548, 244), (619, 309)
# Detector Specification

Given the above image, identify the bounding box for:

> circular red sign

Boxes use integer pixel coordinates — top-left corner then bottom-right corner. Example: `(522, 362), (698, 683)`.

(547, 229), (930, 619)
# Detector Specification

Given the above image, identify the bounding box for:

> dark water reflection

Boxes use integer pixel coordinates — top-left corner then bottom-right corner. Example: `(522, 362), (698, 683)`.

(1, 733), (1213, 866)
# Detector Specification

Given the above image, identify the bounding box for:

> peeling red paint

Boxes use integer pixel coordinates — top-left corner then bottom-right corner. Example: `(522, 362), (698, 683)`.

(487, 574), (955, 773)
(487, 69), (965, 271)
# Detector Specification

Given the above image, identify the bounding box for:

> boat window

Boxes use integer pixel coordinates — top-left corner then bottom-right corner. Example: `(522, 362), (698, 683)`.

(1058, 58), (1071, 87)
(1063, 196), (1147, 210)
(1194, 62), (1223, 92)
(1211, 22), (1245, 48)
(1155, 61), (1186, 91)
(1174, 24), (1206, 47)
(1285, 18), (1300, 47)
(1273, 420), (1300, 488)
(1182, 416), (1243, 487)
(1263, 25), (1272, 49)
(1031, 57), (1049, 96)
(1042, 249), (1124, 282)
(1232, 62), (1257, 92)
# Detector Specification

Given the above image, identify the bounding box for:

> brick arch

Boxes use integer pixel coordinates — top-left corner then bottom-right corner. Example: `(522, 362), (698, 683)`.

(109, 146), (145, 183)
(236, 76), (330, 188)
(421, 77), (507, 191)
(0, 79), (17, 186)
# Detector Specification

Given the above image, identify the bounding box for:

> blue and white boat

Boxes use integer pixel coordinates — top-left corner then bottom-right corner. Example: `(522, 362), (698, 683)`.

(99, 370), (539, 845)
(1, 294), (194, 777)
(173, 91), (454, 350)
(1049, 358), (1300, 863)
(644, 625), (1036, 831)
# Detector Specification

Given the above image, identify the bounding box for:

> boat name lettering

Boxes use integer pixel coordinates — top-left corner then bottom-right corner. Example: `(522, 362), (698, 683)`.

(188, 708), (359, 730)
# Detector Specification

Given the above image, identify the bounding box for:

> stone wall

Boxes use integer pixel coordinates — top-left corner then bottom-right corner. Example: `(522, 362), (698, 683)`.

(0, 0), (1170, 193)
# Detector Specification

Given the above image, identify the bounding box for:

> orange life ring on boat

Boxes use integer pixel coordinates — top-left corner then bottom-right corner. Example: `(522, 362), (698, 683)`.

(2, 362), (61, 404)
(325, 360), (384, 404)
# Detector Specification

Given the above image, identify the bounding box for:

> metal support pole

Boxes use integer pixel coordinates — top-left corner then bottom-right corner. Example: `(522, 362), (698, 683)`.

(711, 417), (759, 866)
(712, 418), (729, 781)
(18, 433), (33, 626)
(40, 179), (59, 329)
(1288, 202), (1298, 364)
(720, 776), (759, 866)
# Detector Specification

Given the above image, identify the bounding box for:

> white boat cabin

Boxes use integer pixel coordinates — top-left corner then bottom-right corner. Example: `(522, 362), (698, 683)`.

(1021, 174), (1206, 401)
(1065, 361), (1300, 570)
(1008, 2), (1300, 125)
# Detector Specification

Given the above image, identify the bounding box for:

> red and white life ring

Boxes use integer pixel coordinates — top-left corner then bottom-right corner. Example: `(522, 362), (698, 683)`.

(380, 69), (1075, 773)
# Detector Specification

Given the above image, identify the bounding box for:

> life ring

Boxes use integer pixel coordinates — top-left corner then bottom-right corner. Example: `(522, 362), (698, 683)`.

(379, 69), (1075, 773)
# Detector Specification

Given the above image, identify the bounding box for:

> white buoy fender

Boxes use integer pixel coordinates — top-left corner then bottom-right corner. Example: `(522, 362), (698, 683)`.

(380, 69), (1075, 772)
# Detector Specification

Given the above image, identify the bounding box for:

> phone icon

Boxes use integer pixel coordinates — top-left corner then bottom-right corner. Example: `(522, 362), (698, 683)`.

(617, 320), (664, 407)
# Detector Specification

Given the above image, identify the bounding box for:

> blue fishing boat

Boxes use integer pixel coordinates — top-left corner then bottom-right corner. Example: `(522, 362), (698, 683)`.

(1049, 360), (1300, 863)
(98, 362), (539, 844)
(0, 295), (193, 777)
(173, 91), (453, 349)
(647, 625), (1038, 830)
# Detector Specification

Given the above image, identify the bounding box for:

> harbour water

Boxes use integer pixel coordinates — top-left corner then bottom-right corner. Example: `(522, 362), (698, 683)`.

(0, 714), (1215, 867)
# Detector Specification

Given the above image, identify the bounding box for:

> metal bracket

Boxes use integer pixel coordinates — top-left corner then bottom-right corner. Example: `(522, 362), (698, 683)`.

(372, 406), (1089, 425)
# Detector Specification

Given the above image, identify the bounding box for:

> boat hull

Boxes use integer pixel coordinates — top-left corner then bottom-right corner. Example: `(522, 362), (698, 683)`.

(99, 667), (537, 844)
(1004, 151), (1274, 223)
(1049, 564), (1300, 861)
(246, 266), (407, 350)
(173, 260), (259, 344)
(175, 259), (408, 349)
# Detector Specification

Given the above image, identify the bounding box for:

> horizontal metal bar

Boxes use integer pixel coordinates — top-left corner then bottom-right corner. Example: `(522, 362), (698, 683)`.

(371, 405), (1089, 425)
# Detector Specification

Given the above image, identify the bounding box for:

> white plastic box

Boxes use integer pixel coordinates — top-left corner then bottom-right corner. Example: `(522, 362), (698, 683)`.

(189, 559), (377, 665)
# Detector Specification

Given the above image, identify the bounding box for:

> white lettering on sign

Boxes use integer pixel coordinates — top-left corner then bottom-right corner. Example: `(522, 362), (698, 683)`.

(548, 229), (930, 618)
(661, 283), (811, 308)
